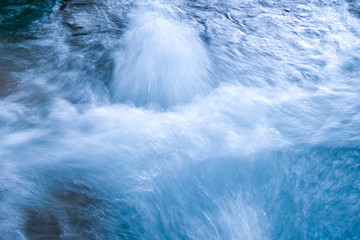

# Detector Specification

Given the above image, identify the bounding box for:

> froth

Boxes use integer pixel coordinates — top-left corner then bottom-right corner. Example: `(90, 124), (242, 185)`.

(111, 9), (212, 108)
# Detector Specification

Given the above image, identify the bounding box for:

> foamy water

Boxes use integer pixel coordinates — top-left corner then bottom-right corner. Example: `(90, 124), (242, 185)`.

(0, 0), (359, 239)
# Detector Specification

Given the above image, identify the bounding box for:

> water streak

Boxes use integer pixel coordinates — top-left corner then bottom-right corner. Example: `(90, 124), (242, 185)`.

(0, 0), (359, 239)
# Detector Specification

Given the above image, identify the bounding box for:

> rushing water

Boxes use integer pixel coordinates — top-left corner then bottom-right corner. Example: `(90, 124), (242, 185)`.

(0, 0), (360, 239)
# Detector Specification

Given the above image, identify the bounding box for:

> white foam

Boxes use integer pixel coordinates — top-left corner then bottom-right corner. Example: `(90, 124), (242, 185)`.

(111, 7), (212, 108)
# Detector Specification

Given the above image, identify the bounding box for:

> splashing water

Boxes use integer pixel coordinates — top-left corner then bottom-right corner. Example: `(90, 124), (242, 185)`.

(111, 4), (212, 107)
(0, 0), (359, 239)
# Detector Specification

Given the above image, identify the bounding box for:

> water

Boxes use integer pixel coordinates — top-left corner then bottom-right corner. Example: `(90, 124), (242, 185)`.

(0, 0), (359, 239)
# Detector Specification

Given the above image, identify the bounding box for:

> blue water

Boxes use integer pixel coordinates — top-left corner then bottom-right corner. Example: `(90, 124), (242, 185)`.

(0, 0), (360, 239)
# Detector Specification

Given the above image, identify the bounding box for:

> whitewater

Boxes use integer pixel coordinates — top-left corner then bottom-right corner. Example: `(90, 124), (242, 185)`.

(0, 0), (359, 239)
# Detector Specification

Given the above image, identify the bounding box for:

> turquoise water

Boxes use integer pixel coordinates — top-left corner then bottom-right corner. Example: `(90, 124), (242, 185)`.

(0, 0), (57, 31)
(0, 0), (360, 239)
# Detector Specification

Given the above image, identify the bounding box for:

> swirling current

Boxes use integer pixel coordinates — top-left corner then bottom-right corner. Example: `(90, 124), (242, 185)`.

(0, 0), (360, 239)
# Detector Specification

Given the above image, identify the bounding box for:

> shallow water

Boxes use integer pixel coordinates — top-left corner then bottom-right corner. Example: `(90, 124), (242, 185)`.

(0, 0), (360, 239)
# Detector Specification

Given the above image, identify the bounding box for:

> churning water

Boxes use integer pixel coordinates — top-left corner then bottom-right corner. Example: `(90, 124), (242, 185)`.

(0, 0), (360, 239)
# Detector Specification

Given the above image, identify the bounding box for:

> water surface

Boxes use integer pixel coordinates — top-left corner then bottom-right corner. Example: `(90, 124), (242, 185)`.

(0, 0), (360, 239)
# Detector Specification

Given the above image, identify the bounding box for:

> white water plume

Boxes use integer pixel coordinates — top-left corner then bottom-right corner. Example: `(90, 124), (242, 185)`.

(111, 5), (212, 108)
